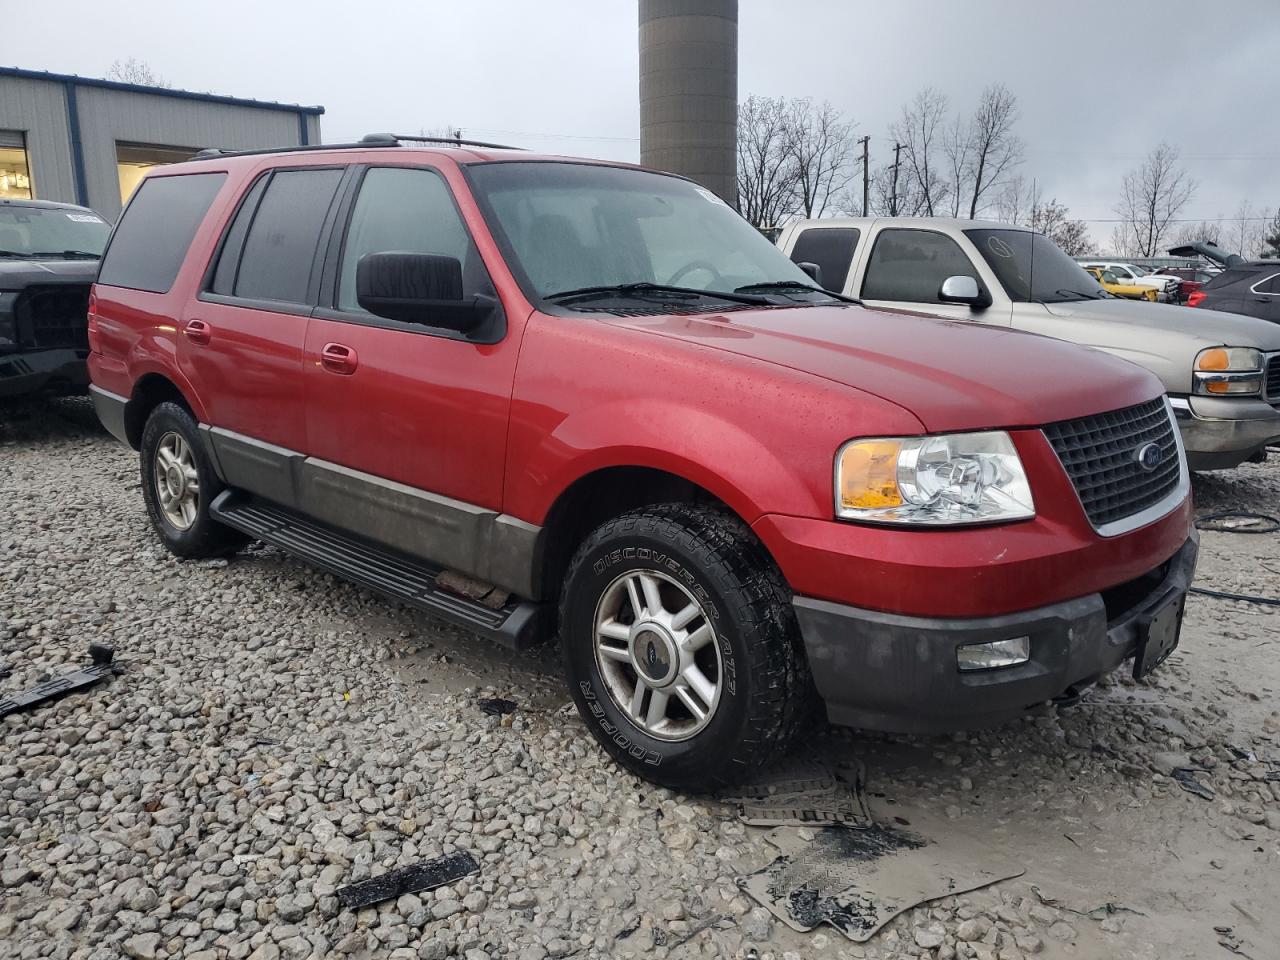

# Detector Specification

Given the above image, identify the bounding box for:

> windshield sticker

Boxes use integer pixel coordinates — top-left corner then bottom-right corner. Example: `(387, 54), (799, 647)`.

(66, 213), (104, 223)
(694, 187), (729, 207)
(986, 236), (1015, 259)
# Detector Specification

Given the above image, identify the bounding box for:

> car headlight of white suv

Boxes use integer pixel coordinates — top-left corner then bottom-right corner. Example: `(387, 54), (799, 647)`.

(836, 432), (1035, 525)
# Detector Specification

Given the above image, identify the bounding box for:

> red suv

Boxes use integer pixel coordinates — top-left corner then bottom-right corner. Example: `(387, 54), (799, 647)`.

(88, 137), (1197, 790)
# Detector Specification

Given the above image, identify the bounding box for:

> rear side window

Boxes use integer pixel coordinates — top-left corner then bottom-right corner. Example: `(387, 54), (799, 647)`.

(229, 168), (343, 304)
(1204, 268), (1255, 291)
(98, 172), (226, 293)
(861, 228), (975, 303)
(1255, 273), (1280, 294)
(789, 227), (860, 292)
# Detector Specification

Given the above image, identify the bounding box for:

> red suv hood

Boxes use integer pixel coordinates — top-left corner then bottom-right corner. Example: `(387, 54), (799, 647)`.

(607, 304), (1160, 433)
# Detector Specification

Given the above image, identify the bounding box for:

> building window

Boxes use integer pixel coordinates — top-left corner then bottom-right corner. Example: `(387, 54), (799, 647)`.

(0, 130), (33, 200)
(117, 142), (198, 205)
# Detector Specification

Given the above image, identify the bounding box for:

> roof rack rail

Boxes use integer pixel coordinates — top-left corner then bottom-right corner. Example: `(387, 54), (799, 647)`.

(372, 133), (524, 151)
(192, 139), (402, 161)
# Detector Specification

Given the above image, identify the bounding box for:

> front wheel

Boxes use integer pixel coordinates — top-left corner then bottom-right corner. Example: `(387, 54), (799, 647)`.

(560, 504), (812, 791)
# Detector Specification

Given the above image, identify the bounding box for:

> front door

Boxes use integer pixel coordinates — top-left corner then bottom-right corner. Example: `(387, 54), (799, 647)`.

(855, 226), (1010, 325)
(301, 164), (524, 573)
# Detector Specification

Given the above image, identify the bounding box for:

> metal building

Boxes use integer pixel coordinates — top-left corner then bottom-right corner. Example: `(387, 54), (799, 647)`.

(0, 67), (323, 220)
(638, 0), (738, 206)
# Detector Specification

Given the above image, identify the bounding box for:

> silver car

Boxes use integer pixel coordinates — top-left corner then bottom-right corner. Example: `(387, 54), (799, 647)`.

(777, 217), (1280, 470)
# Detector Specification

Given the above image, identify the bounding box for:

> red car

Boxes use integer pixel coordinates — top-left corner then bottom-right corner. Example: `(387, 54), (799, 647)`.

(88, 138), (1196, 789)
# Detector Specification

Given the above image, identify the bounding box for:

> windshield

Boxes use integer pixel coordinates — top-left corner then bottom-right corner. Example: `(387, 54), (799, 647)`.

(1128, 264), (1149, 276)
(0, 205), (110, 257)
(965, 228), (1105, 303)
(467, 161), (823, 305)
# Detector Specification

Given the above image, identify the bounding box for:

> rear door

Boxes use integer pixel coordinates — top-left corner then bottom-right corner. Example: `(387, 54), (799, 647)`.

(1248, 271), (1280, 323)
(186, 164), (349, 503)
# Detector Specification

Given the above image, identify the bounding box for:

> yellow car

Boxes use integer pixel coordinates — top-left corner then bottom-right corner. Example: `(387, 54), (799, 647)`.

(1085, 267), (1158, 301)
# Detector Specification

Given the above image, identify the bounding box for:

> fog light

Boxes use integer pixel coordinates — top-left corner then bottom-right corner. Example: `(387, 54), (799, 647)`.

(957, 636), (1030, 671)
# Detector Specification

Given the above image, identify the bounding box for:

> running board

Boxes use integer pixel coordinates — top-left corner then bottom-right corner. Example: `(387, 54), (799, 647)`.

(210, 490), (548, 650)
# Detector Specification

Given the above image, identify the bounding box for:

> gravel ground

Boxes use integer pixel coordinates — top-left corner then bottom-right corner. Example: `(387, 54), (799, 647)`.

(2, 397), (1278, 960)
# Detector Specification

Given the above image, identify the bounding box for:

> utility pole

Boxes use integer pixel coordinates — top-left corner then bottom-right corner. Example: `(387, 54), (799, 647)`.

(889, 141), (901, 217)
(858, 135), (870, 217)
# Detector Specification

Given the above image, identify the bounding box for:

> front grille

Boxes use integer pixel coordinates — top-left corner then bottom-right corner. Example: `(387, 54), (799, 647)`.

(16, 285), (90, 350)
(1267, 354), (1280, 401)
(1043, 398), (1181, 529)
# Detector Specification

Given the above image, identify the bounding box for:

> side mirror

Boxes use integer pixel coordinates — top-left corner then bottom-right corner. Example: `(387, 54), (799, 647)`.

(356, 252), (486, 332)
(796, 261), (824, 287)
(938, 275), (990, 309)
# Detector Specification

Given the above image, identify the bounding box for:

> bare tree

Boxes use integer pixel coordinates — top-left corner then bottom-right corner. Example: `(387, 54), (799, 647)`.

(890, 88), (951, 217)
(993, 174), (1041, 225)
(942, 113), (974, 218)
(1167, 219), (1220, 250)
(106, 58), (170, 88)
(964, 84), (1023, 219)
(1114, 143), (1197, 257)
(1224, 199), (1266, 259)
(1028, 200), (1091, 256)
(785, 99), (856, 219)
(1262, 208), (1280, 258)
(736, 96), (800, 228)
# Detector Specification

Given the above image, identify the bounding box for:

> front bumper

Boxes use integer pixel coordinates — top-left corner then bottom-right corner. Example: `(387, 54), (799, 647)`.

(1171, 395), (1280, 470)
(793, 534), (1198, 733)
(0, 348), (89, 400)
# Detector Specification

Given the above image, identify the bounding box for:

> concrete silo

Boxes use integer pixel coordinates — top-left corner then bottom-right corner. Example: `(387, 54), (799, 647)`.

(638, 0), (738, 206)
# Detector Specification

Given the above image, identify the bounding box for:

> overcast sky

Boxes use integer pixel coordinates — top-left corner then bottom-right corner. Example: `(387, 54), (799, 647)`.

(10, 0), (1278, 243)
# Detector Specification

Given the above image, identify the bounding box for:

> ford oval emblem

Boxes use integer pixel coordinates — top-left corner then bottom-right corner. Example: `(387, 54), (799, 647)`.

(1135, 442), (1163, 472)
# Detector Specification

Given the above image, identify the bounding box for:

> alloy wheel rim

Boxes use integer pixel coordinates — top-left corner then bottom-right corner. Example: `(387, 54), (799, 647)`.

(592, 569), (722, 742)
(153, 431), (199, 531)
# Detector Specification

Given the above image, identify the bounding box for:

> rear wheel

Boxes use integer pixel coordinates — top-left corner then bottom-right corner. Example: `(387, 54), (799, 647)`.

(140, 402), (245, 558)
(560, 504), (812, 791)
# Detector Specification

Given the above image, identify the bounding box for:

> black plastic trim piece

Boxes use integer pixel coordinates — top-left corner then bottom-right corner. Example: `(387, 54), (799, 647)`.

(89, 385), (129, 445)
(210, 491), (548, 649)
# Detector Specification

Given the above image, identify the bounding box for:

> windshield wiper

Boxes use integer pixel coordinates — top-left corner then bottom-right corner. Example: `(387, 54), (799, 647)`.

(29, 250), (101, 259)
(0, 250), (32, 258)
(1039, 288), (1109, 303)
(544, 282), (773, 306)
(734, 280), (861, 304)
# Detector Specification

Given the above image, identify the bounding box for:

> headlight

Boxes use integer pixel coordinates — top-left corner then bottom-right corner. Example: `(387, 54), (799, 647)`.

(1194, 347), (1263, 396)
(836, 432), (1035, 525)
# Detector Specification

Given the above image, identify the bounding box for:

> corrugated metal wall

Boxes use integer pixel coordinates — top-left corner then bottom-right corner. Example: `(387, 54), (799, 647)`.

(0, 75), (77, 203)
(0, 75), (322, 219)
(77, 86), (314, 219)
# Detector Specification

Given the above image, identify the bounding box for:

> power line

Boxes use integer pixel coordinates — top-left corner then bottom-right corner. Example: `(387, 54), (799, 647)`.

(1076, 216), (1276, 224)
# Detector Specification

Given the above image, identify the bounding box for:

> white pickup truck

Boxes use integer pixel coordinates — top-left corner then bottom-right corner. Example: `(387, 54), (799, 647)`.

(776, 216), (1280, 471)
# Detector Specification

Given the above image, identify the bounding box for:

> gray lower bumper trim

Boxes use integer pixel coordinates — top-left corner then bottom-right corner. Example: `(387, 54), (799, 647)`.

(793, 535), (1198, 734)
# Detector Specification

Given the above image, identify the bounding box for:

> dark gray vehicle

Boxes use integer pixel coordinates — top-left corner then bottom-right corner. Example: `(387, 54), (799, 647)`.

(0, 198), (110, 399)
(1172, 240), (1280, 327)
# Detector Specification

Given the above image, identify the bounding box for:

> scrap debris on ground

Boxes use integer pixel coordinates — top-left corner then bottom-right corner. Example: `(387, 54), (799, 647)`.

(2, 397), (1279, 960)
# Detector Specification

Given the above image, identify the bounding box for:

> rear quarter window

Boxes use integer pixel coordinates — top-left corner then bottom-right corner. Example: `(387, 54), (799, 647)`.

(1203, 268), (1257, 291)
(97, 172), (227, 293)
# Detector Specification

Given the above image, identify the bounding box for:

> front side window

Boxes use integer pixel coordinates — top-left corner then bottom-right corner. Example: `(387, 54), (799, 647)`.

(467, 161), (822, 305)
(337, 166), (481, 313)
(232, 167), (343, 304)
(789, 227), (860, 293)
(0, 204), (109, 259)
(98, 172), (227, 293)
(965, 228), (1105, 303)
(860, 228), (976, 303)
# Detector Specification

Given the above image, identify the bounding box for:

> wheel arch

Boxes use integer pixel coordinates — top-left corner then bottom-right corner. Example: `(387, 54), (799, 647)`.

(533, 463), (771, 605)
(124, 373), (199, 449)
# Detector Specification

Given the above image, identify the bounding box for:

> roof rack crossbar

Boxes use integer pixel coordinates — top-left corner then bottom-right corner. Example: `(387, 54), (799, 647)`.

(377, 133), (524, 150)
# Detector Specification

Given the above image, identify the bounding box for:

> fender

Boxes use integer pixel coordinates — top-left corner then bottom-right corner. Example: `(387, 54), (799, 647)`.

(509, 395), (825, 526)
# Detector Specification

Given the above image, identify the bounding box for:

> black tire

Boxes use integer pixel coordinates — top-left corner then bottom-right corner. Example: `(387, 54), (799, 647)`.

(139, 401), (245, 559)
(560, 504), (813, 792)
